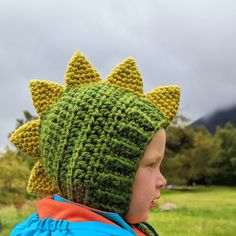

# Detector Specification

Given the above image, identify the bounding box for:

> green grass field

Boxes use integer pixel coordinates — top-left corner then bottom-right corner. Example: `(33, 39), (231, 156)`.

(149, 186), (236, 236)
(0, 186), (235, 236)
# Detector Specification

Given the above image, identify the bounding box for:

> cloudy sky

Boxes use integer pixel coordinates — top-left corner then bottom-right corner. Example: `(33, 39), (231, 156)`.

(0, 0), (236, 151)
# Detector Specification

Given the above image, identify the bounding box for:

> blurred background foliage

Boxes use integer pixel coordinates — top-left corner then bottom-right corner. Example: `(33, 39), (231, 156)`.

(163, 117), (236, 186)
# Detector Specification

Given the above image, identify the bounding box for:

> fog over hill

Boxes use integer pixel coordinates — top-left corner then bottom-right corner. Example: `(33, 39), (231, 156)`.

(191, 104), (236, 133)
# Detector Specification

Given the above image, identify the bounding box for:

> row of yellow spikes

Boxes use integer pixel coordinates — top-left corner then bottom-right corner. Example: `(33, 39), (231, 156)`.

(10, 51), (180, 195)
(32, 51), (180, 120)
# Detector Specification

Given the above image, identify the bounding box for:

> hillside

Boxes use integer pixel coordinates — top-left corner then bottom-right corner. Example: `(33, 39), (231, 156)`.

(191, 105), (236, 133)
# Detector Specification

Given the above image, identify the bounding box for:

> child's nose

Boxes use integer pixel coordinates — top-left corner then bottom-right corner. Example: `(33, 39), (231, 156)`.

(157, 174), (167, 189)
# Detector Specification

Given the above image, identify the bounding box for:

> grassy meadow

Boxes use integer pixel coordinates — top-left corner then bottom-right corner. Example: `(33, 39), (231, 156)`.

(0, 186), (235, 236)
(149, 186), (236, 236)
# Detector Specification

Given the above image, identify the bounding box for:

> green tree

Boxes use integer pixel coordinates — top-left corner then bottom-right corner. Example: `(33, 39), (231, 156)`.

(163, 124), (220, 185)
(211, 122), (236, 185)
(163, 125), (195, 185)
(0, 149), (32, 205)
(182, 126), (218, 185)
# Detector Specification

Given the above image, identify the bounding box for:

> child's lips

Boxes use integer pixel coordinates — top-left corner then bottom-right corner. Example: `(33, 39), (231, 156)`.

(150, 196), (160, 208)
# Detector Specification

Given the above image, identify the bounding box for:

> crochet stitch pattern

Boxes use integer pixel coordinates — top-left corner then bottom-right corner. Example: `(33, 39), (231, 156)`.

(10, 51), (180, 218)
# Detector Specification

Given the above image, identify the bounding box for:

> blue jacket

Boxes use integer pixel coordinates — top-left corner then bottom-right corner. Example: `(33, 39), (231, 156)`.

(10, 195), (146, 236)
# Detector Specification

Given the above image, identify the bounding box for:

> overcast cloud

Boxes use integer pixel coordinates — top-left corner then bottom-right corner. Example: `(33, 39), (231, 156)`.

(0, 0), (236, 151)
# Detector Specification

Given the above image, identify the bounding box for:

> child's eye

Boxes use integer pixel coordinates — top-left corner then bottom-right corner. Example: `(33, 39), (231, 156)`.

(148, 162), (156, 167)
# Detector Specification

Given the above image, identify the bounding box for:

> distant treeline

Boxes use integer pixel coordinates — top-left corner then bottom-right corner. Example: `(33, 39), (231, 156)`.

(0, 112), (235, 206)
(163, 122), (236, 186)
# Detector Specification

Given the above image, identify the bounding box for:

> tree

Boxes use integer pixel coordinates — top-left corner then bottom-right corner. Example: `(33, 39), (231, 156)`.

(0, 149), (32, 205)
(163, 124), (220, 185)
(211, 122), (236, 185)
(182, 126), (218, 185)
(163, 125), (195, 185)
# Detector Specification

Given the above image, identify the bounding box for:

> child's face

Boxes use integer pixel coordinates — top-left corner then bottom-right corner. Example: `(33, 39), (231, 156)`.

(125, 128), (167, 223)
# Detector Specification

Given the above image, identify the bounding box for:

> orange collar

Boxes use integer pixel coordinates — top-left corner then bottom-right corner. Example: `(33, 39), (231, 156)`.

(36, 195), (146, 236)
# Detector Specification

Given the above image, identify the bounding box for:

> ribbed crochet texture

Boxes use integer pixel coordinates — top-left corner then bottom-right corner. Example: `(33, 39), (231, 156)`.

(40, 83), (166, 216)
(10, 51), (180, 221)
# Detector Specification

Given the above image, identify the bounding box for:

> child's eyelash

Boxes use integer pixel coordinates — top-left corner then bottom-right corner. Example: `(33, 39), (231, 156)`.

(148, 162), (157, 167)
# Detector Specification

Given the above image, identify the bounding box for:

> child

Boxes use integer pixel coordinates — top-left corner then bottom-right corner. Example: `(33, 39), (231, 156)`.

(10, 51), (180, 236)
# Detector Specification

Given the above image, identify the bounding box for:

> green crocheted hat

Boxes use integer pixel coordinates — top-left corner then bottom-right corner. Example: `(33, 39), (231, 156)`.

(10, 51), (180, 217)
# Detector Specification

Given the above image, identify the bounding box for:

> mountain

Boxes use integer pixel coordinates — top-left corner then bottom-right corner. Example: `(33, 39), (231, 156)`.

(191, 105), (236, 133)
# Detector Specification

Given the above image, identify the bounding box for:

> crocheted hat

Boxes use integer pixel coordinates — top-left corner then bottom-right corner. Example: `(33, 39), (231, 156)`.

(10, 51), (180, 217)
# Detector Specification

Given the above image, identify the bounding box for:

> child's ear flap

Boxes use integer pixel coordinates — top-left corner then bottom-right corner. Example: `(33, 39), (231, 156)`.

(145, 85), (181, 123)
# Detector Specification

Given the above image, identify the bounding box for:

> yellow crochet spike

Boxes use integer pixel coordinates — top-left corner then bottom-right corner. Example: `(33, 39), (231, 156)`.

(65, 51), (102, 87)
(27, 161), (58, 195)
(145, 85), (180, 123)
(104, 58), (144, 96)
(30, 80), (64, 116)
(10, 119), (40, 159)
